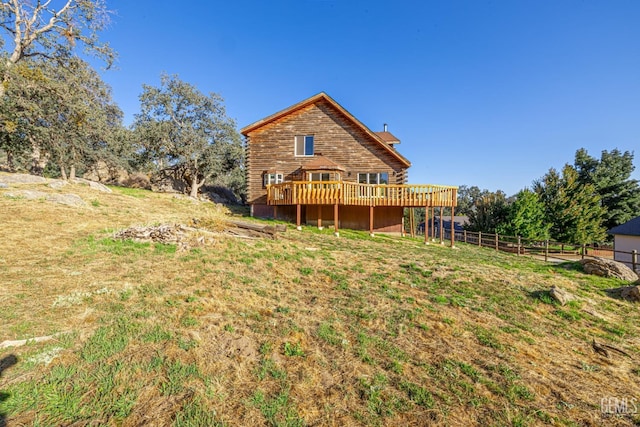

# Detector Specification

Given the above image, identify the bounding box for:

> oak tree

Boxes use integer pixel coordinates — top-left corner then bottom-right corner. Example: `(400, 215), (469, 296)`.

(134, 74), (243, 198)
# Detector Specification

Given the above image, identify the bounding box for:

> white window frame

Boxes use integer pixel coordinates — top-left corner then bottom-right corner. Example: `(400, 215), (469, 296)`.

(357, 172), (389, 185)
(263, 172), (284, 187)
(295, 135), (314, 157)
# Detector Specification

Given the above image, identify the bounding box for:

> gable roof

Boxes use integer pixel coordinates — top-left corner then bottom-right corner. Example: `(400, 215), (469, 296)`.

(301, 155), (346, 172)
(608, 216), (640, 237)
(375, 131), (400, 145)
(240, 92), (411, 168)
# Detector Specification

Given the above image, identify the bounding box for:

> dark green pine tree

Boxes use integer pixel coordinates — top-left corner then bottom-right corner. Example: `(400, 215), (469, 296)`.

(574, 148), (640, 231)
(533, 168), (564, 240)
(534, 165), (607, 244)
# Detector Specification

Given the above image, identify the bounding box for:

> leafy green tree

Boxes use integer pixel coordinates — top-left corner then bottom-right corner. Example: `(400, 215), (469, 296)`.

(456, 185), (484, 216)
(1, 0), (116, 169)
(1, 58), (124, 176)
(534, 165), (606, 244)
(134, 74), (244, 198)
(574, 148), (640, 231)
(465, 191), (509, 233)
(497, 189), (550, 240)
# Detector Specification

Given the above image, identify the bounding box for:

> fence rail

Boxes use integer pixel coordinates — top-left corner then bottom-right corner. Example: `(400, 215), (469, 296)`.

(423, 228), (639, 274)
(266, 181), (458, 208)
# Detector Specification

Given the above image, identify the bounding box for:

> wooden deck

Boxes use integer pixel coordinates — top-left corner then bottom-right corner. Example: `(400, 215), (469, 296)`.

(266, 181), (457, 208)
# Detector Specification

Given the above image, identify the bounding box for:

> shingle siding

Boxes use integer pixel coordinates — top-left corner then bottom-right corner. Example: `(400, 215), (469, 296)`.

(245, 100), (408, 206)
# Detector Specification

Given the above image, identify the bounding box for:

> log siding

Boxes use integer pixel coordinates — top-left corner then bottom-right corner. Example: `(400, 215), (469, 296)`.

(241, 92), (457, 234)
(244, 100), (407, 206)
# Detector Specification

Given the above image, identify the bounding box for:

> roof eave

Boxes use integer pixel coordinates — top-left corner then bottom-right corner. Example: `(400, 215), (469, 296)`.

(241, 92), (411, 168)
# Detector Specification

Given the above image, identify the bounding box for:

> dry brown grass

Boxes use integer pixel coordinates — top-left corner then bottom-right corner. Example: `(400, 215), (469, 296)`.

(1, 177), (640, 426)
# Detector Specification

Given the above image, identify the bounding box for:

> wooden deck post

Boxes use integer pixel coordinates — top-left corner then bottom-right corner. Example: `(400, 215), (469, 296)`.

(317, 205), (323, 230)
(296, 204), (302, 231)
(369, 206), (375, 237)
(544, 240), (549, 262)
(334, 204), (339, 237)
(450, 205), (455, 248)
(424, 204), (429, 245)
(430, 206), (435, 241)
(439, 207), (444, 245)
(273, 206), (278, 220)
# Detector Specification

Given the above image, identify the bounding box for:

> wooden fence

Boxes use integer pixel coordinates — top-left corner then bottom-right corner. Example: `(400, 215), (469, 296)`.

(425, 228), (639, 274)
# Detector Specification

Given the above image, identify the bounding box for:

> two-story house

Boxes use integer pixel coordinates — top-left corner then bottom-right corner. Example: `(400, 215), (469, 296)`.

(241, 92), (457, 237)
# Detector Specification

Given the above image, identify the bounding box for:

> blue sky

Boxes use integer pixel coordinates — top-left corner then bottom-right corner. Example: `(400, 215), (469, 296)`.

(100, 0), (640, 196)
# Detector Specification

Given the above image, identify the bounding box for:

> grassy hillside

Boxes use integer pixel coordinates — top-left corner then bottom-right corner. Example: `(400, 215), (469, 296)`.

(1, 179), (639, 426)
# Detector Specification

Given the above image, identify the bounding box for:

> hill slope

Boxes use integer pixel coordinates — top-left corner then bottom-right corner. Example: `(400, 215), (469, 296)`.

(1, 179), (639, 426)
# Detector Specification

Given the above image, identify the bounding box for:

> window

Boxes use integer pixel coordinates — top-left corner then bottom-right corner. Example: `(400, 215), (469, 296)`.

(295, 135), (314, 157)
(263, 172), (283, 187)
(309, 172), (340, 181)
(357, 172), (389, 185)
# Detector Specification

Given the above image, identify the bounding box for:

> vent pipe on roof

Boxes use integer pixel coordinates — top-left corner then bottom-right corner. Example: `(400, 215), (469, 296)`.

(383, 123), (388, 132)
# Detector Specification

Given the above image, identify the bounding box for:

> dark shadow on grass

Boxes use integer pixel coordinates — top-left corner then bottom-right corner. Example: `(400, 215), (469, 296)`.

(0, 354), (18, 427)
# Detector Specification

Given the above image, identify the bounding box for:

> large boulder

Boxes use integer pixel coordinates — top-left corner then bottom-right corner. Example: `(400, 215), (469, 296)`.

(579, 257), (639, 282)
(549, 285), (575, 306)
(83, 160), (129, 184)
(0, 173), (47, 184)
(621, 285), (640, 302)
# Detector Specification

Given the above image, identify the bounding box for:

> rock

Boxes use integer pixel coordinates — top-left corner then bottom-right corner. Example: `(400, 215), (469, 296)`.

(620, 285), (640, 302)
(49, 193), (86, 207)
(549, 285), (574, 306)
(83, 160), (129, 184)
(0, 173), (47, 184)
(0, 182), (7, 188)
(72, 178), (112, 193)
(579, 257), (639, 282)
(4, 190), (85, 207)
(48, 180), (68, 189)
(122, 173), (151, 190)
(5, 190), (48, 200)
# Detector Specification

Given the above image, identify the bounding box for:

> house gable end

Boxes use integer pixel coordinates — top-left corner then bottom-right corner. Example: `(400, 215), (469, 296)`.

(241, 93), (410, 168)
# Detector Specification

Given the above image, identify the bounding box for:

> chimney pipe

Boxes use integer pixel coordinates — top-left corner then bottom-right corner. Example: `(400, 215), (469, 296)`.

(383, 123), (388, 132)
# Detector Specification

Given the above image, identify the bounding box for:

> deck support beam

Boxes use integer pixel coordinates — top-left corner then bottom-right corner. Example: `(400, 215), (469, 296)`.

(450, 205), (455, 248)
(317, 205), (323, 230)
(439, 206), (444, 244)
(273, 206), (278, 221)
(430, 206), (435, 241)
(369, 206), (374, 237)
(424, 204), (429, 245)
(296, 204), (302, 230)
(334, 204), (339, 237)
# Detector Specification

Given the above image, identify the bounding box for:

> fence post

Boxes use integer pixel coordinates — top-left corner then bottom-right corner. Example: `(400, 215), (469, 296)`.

(633, 250), (638, 275)
(517, 236), (521, 256)
(495, 233), (499, 251)
(464, 230), (467, 244)
(544, 240), (549, 262)
(478, 231), (482, 247)
(581, 244), (585, 260)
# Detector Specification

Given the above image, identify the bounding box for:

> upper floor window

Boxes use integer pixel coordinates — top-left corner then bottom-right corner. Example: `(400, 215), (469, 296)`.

(358, 172), (389, 185)
(263, 172), (283, 187)
(295, 135), (314, 157)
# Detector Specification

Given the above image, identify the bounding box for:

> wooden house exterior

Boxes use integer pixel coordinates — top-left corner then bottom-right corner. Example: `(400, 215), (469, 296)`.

(240, 92), (457, 236)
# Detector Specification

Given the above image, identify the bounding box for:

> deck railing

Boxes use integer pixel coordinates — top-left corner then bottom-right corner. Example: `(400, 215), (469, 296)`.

(266, 181), (457, 207)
